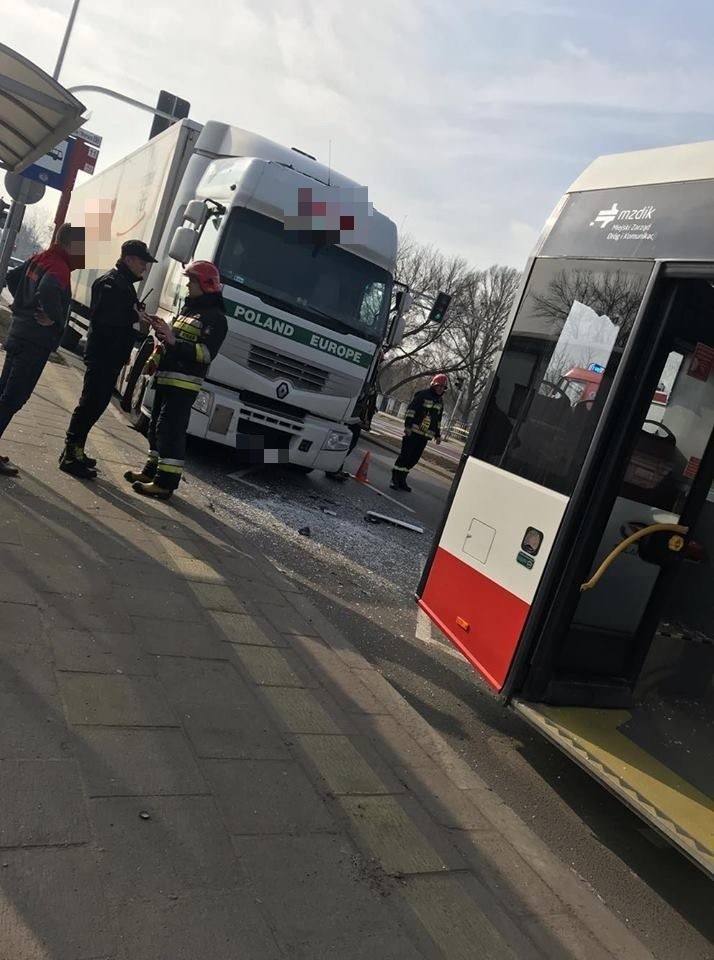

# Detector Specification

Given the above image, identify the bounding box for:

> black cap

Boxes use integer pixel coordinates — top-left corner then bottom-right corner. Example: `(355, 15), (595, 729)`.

(121, 239), (157, 263)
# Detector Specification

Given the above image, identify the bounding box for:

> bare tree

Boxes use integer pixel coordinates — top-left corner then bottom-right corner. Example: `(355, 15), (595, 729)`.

(448, 265), (521, 417)
(378, 235), (471, 393)
(13, 208), (53, 261)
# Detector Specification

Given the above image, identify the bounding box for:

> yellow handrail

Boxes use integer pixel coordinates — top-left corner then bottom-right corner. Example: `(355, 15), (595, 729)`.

(580, 523), (689, 592)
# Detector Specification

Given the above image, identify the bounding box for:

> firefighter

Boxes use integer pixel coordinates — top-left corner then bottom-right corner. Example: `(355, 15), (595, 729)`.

(390, 373), (448, 491)
(125, 260), (228, 500)
(60, 239), (157, 479)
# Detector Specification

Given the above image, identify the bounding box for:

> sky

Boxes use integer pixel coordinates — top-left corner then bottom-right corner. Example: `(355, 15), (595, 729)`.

(5, 0), (714, 270)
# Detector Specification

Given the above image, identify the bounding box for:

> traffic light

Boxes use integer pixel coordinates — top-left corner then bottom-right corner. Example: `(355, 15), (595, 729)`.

(428, 290), (451, 323)
(149, 90), (191, 140)
(0, 198), (9, 230)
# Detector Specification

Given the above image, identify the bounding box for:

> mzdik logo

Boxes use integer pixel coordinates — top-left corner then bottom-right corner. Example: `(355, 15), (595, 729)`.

(590, 203), (619, 228)
(276, 381), (290, 400)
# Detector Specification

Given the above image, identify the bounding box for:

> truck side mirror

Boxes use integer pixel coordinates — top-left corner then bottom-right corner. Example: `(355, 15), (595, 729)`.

(169, 226), (197, 263)
(388, 311), (406, 347)
(184, 200), (207, 226)
(386, 288), (412, 346)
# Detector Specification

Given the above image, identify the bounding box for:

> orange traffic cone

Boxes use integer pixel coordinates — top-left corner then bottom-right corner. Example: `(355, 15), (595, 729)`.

(354, 450), (371, 483)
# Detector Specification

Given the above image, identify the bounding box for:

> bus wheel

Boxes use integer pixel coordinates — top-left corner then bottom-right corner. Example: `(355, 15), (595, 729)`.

(60, 325), (81, 353)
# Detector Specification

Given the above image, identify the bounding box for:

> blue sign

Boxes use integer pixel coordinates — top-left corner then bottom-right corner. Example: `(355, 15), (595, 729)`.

(22, 138), (76, 192)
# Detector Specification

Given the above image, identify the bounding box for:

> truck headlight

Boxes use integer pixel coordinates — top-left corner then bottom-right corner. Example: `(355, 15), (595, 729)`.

(322, 429), (351, 452)
(192, 389), (213, 416)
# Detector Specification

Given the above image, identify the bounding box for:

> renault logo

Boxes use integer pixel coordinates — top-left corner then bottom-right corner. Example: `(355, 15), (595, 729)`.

(276, 381), (290, 400)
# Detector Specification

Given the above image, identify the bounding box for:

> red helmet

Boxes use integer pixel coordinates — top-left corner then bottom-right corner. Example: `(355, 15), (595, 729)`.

(431, 373), (448, 388)
(184, 260), (222, 293)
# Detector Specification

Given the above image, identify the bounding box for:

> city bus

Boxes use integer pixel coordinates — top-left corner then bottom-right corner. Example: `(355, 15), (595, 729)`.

(418, 141), (714, 877)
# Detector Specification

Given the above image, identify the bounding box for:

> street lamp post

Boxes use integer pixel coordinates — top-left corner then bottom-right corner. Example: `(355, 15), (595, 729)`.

(53, 0), (81, 80)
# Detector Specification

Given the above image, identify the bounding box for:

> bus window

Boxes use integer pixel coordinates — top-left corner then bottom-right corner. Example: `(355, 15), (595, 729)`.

(471, 259), (652, 496)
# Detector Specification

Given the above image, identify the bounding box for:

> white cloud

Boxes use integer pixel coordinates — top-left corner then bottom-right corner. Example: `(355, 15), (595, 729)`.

(4, 0), (714, 276)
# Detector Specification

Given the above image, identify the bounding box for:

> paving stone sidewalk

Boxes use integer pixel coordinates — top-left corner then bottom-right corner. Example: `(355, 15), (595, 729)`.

(0, 360), (654, 960)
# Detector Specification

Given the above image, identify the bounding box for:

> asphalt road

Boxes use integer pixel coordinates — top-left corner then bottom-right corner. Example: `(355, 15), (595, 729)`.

(171, 425), (713, 960)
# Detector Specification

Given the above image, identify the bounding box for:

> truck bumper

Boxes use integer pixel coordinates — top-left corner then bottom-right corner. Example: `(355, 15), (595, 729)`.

(141, 381), (352, 472)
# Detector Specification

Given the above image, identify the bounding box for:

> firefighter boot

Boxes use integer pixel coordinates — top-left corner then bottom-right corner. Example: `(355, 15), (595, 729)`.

(390, 469), (411, 492)
(59, 445), (97, 480)
(132, 480), (173, 501)
(124, 469), (153, 483)
(125, 453), (158, 485)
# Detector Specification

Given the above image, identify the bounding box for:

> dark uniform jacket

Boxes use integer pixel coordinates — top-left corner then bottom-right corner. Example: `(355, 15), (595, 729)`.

(5, 245), (72, 351)
(87, 261), (143, 364)
(154, 292), (228, 393)
(405, 386), (444, 440)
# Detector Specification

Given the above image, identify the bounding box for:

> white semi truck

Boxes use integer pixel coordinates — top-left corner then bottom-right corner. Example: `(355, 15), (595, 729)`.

(65, 119), (407, 471)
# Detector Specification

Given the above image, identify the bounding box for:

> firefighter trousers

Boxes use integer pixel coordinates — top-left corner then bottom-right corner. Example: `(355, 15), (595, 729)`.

(393, 433), (428, 475)
(142, 385), (197, 490)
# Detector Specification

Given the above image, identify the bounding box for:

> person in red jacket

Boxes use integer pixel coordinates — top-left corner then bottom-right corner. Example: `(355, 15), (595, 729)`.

(0, 224), (84, 476)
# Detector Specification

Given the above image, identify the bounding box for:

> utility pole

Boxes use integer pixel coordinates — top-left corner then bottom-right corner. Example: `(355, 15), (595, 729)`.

(53, 0), (81, 81)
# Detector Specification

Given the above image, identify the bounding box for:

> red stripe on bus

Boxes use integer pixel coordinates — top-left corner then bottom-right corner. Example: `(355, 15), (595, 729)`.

(419, 547), (529, 691)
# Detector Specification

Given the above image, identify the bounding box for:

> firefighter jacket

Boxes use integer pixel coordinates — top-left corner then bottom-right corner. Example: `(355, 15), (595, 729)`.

(153, 292), (228, 393)
(5, 244), (72, 351)
(405, 386), (443, 440)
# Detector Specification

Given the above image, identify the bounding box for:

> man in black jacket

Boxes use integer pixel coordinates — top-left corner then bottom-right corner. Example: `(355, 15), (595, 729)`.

(125, 260), (228, 500)
(0, 224), (84, 476)
(60, 239), (157, 479)
(390, 373), (448, 492)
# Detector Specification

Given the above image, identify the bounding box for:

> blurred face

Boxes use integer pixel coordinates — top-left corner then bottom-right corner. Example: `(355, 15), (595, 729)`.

(124, 254), (149, 279)
(186, 276), (202, 297)
(433, 383), (447, 396)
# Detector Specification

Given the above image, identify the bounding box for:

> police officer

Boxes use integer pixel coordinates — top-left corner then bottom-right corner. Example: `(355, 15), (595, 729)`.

(60, 239), (157, 479)
(390, 373), (448, 491)
(125, 260), (227, 500)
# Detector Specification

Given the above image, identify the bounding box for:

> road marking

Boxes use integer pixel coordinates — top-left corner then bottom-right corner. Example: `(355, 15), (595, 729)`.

(227, 472), (267, 493)
(349, 477), (417, 514)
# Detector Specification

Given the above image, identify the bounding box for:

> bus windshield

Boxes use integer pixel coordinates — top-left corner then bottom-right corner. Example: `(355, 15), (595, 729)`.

(471, 258), (653, 496)
(216, 207), (392, 343)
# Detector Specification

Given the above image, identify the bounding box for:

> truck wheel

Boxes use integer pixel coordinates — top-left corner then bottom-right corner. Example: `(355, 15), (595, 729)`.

(120, 341), (153, 412)
(60, 325), (81, 353)
(129, 375), (149, 434)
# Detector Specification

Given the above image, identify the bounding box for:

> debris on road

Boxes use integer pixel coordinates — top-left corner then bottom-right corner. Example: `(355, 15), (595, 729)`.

(364, 511), (424, 534)
(298, 526), (312, 537)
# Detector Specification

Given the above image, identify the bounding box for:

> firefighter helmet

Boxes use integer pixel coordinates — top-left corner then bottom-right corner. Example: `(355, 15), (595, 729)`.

(184, 260), (222, 293)
(431, 373), (448, 388)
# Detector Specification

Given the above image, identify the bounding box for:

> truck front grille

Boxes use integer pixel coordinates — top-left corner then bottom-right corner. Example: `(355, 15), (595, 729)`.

(248, 345), (328, 393)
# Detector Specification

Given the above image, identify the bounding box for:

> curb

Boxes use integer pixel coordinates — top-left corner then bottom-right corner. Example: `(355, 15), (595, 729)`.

(273, 586), (655, 960)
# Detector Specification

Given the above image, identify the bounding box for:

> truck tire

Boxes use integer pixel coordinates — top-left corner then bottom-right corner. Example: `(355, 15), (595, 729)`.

(120, 340), (153, 412)
(60, 324), (81, 353)
(128, 374), (150, 434)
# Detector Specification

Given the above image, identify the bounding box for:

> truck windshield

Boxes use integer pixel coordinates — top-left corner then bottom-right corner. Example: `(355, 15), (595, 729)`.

(216, 207), (391, 343)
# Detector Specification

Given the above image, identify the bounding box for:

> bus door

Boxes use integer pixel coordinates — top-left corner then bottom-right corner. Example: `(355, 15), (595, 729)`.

(418, 256), (655, 691)
(512, 273), (714, 874)
(518, 274), (714, 704)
